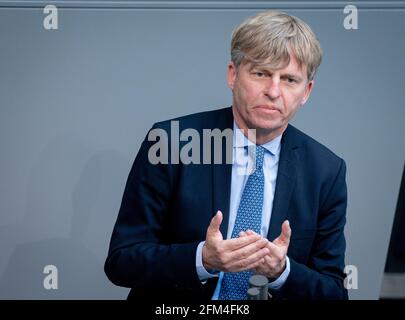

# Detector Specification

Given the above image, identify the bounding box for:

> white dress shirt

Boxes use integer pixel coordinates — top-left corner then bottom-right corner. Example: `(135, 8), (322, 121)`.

(195, 121), (290, 299)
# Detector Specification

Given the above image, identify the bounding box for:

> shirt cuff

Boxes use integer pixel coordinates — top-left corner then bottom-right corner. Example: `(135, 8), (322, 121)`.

(196, 241), (220, 282)
(268, 256), (290, 290)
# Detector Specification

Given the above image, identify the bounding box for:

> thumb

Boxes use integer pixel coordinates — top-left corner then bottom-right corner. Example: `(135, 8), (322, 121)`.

(274, 220), (291, 247)
(207, 210), (223, 238)
(209, 210), (223, 230)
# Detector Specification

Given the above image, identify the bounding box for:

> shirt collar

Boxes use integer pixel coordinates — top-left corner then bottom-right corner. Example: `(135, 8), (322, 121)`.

(233, 120), (282, 156)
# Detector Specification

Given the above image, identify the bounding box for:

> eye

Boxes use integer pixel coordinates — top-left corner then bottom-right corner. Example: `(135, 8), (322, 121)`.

(287, 78), (296, 83)
(253, 70), (269, 78)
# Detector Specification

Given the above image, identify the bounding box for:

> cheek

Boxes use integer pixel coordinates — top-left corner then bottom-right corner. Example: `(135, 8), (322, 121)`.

(238, 84), (261, 106)
(234, 85), (249, 108)
(283, 93), (304, 114)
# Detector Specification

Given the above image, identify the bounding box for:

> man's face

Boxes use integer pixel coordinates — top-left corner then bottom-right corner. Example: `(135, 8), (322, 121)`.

(228, 53), (314, 142)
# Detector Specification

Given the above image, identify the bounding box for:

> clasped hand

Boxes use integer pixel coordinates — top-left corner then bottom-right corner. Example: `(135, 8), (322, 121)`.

(202, 211), (291, 279)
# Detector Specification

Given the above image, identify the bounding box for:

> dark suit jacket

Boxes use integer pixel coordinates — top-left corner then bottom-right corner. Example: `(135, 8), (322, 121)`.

(104, 107), (348, 300)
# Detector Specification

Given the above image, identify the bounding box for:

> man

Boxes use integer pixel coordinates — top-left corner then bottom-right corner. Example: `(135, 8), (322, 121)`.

(105, 11), (348, 300)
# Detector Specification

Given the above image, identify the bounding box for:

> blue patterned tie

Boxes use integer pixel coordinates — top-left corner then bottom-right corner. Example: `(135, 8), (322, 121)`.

(219, 145), (266, 300)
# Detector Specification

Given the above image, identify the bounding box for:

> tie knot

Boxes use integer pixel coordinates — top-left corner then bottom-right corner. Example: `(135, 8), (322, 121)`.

(247, 145), (266, 170)
(255, 145), (266, 168)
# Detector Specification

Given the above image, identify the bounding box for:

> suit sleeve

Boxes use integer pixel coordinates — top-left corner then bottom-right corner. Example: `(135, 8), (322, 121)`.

(104, 124), (202, 291)
(270, 159), (348, 300)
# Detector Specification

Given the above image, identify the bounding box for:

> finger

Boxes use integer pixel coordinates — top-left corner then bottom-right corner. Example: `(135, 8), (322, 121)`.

(265, 242), (286, 264)
(232, 237), (269, 260)
(264, 254), (272, 265)
(246, 257), (266, 273)
(273, 220), (291, 247)
(230, 247), (269, 272)
(246, 229), (258, 236)
(266, 240), (284, 254)
(281, 220), (291, 245)
(263, 254), (286, 276)
(239, 229), (257, 237)
(251, 255), (267, 274)
(223, 233), (262, 251)
(208, 210), (223, 233)
(238, 229), (256, 237)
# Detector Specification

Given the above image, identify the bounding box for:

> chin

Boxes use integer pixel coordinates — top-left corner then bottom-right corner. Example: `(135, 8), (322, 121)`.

(250, 117), (280, 131)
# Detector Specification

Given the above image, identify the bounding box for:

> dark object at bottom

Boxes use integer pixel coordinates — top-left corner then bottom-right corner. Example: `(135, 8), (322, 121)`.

(247, 287), (261, 300)
(248, 275), (269, 300)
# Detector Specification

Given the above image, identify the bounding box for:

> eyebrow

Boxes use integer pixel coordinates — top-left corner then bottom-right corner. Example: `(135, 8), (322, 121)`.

(282, 73), (304, 82)
(249, 64), (303, 81)
(251, 66), (304, 82)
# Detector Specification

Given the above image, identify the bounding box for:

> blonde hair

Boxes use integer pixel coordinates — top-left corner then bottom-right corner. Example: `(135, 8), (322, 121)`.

(231, 11), (323, 81)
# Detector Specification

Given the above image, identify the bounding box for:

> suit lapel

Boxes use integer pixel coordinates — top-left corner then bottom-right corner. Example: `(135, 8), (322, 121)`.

(211, 107), (234, 238)
(212, 162), (232, 238)
(267, 125), (298, 241)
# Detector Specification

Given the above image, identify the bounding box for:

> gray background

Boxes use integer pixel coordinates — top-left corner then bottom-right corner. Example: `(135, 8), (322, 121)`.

(0, 0), (404, 299)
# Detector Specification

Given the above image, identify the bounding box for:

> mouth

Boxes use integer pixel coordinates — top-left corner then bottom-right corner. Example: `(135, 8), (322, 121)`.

(254, 105), (281, 113)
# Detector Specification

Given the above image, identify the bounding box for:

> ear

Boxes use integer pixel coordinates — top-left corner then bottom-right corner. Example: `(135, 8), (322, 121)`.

(227, 62), (237, 90)
(300, 80), (314, 105)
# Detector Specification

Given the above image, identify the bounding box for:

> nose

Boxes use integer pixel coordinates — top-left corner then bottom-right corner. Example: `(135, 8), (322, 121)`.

(264, 77), (281, 100)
